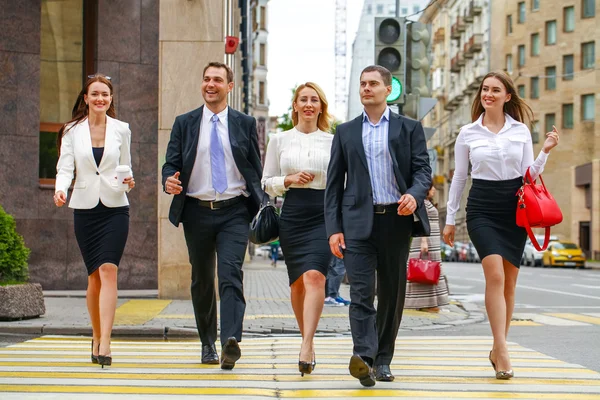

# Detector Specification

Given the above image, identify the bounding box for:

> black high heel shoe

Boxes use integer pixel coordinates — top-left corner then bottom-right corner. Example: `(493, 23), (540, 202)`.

(312, 352), (316, 370)
(298, 352), (313, 377)
(91, 340), (98, 364)
(98, 354), (112, 368)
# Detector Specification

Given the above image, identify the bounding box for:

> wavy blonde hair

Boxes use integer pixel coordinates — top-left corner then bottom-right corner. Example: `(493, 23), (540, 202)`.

(471, 70), (534, 124)
(291, 82), (332, 132)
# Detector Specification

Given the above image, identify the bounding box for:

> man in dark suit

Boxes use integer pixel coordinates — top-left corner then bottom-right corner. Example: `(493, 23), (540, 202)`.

(325, 65), (431, 387)
(162, 62), (263, 370)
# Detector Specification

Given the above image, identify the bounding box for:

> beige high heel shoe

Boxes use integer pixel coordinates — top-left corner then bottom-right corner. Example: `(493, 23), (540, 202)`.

(489, 350), (514, 380)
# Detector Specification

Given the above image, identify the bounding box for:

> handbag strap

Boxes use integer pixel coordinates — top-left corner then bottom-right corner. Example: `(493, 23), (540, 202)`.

(525, 167), (548, 191)
(518, 201), (551, 251)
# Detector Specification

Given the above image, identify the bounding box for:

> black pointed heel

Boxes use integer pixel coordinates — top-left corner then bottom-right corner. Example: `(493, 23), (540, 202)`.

(98, 355), (112, 368)
(312, 352), (317, 370)
(91, 340), (98, 364)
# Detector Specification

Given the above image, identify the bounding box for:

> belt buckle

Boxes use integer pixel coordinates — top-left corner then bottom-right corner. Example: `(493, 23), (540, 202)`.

(375, 206), (386, 215)
(210, 201), (216, 210)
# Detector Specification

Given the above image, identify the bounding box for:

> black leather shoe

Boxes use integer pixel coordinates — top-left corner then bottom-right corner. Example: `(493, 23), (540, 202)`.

(349, 355), (376, 387)
(375, 364), (395, 382)
(221, 337), (241, 370)
(201, 343), (219, 365)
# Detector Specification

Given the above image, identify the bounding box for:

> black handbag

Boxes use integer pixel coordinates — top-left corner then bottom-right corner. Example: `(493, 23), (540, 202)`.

(249, 193), (279, 245)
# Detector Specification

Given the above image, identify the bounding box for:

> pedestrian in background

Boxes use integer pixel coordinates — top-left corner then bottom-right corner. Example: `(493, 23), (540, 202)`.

(405, 182), (449, 311)
(324, 255), (350, 306)
(443, 70), (559, 379)
(162, 62), (264, 370)
(262, 82), (333, 377)
(270, 240), (280, 267)
(325, 65), (431, 386)
(54, 74), (134, 368)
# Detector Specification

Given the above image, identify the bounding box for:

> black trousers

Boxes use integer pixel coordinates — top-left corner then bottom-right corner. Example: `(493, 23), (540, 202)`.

(181, 197), (251, 346)
(344, 212), (412, 366)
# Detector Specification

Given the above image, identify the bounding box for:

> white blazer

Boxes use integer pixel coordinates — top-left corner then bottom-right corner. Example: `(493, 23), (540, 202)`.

(55, 116), (133, 209)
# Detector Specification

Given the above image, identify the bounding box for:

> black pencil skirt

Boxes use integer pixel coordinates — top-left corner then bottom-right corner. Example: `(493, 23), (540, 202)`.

(279, 189), (330, 286)
(74, 201), (130, 275)
(466, 177), (526, 268)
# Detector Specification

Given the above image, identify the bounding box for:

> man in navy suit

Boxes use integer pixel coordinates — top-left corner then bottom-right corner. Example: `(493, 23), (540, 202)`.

(325, 65), (431, 386)
(162, 62), (263, 370)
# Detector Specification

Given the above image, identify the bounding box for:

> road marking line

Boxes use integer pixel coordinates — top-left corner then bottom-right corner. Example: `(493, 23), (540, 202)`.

(0, 385), (275, 396)
(512, 313), (590, 326)
(510, 321), (542, 326)
(461, 277), (600, 300)
(546, 313), (600, 325)
(113, 300), (171, 326)
(572, 284), (600, 289)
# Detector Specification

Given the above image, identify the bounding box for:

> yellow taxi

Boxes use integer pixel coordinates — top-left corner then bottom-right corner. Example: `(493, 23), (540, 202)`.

(541, 241), (586, 268)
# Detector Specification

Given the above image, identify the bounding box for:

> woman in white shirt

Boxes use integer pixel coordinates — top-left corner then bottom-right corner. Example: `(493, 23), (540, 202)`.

(262, 82), (333, 377)
(54, 74), (134, 368)
(442, 71), (559, 379)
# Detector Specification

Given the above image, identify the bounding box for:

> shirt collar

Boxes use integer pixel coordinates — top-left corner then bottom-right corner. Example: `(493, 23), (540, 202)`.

(362, 106), (390, 126)
(475, 112), (518, 133)
(203, 105), (228, 123)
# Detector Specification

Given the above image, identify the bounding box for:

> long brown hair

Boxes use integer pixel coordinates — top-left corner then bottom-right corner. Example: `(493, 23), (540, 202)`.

(291, 82), (332, 132)
(57, 74), (116, 153)
(471, 71), (533, 124)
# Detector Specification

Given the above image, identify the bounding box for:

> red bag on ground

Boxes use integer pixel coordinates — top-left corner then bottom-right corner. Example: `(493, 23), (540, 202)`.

(407, 253), (441, 285)
(516, 168), (563, 251)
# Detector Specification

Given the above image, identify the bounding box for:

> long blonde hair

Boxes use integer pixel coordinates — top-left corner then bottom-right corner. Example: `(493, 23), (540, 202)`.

(471, 71), (533, 124)
(291, 82), (332, 132)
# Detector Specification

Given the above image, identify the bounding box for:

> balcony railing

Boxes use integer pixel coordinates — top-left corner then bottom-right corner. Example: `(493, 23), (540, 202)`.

(434, 27), (445, 44)
(456, 16), (466, 32)
(464, 43), (473, 58)
(466, 33), (484, 54)
(471, 0), (483, 15)
(451, 55), (461, 72)
(451, 23), (461, 40)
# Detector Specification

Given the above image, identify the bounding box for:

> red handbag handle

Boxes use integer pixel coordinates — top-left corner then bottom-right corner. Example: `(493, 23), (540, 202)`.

(521, 168), (551, 251)
(525, 168), (548, 193)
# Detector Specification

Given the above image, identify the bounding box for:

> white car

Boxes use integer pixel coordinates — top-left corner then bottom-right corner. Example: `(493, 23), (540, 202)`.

(522, 235), (558, 267)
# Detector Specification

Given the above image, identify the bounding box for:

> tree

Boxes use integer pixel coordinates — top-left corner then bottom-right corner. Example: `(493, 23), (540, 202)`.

(0, 205), (30, 284)
(277, 87), (296, 132)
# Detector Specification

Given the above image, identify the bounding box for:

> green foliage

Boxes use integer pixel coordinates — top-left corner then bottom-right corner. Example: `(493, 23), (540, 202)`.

(277, 87), (296, 132)
(0, 205), (30, 284)
(330, 119), (342, 135)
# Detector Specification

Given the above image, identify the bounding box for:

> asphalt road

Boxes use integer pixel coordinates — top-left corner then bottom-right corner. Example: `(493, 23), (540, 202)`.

(437, 261), (600, 373)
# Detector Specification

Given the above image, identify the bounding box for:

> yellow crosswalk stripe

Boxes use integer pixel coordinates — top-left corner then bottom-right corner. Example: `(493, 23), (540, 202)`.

(113, 300), (172, 326)
(546, 313), (600, 325)
(0, 335), (598, 398)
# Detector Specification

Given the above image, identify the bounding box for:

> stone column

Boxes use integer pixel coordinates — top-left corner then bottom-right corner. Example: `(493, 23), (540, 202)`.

(158, 0), (227, 299)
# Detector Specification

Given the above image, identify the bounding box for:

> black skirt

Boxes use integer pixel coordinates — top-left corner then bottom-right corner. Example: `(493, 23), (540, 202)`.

(74, 201), (130, 275)
(279, 189), (330, 285)
(466, 177), (526, 268)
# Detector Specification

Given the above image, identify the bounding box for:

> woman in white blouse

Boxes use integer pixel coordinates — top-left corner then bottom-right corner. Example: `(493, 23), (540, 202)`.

(442, 71), (559, 380)
(262, 82), (333, 376)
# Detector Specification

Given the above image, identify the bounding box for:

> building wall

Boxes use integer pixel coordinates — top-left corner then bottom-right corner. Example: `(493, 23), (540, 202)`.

(0, 0), (159, 289)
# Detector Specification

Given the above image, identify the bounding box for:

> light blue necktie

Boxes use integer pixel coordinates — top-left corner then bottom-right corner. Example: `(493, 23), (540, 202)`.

(210, 114), (228, 194)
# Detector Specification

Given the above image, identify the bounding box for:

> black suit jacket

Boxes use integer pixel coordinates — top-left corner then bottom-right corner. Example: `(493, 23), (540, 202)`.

(162, 105), (264, 227)
(325, 111), (432, 240)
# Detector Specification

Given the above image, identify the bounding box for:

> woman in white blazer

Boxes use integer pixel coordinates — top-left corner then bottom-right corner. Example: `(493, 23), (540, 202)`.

(54, 74), (134, 368)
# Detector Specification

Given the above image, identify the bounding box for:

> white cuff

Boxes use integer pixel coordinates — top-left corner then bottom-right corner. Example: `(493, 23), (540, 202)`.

(446, 214), (456, 225)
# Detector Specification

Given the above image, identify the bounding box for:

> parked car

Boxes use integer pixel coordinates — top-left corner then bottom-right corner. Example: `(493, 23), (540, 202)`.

(521, 235), (558, 267)
(448, 241), (469, 262)
(541, 241), (586, 268)
(465, 242), (480, 263)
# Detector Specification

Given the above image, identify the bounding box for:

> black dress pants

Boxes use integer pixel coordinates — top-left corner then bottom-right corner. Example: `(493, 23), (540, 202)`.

(181, 197), (251, 346)
(344, 212), (412, 366)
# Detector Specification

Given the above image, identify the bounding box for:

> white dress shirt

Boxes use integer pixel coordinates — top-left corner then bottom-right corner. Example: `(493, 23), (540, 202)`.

(261, 127), (333, 197)
(187, 106), (248, 201)
(446, 113), (549, 225)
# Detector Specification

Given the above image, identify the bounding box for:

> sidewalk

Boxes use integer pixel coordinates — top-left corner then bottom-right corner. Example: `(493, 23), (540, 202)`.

(0, 257), (481, 337)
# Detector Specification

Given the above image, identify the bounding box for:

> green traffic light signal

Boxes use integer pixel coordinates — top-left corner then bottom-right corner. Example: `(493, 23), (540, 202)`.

(387, 76), (403, 103)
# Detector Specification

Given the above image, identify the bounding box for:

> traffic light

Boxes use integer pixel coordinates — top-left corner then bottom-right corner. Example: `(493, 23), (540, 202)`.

(406, 21), (432, 97)
(374, 17), (406, 104)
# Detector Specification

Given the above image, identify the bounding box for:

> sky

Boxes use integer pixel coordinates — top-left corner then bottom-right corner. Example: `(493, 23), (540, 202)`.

(266, 0), (365, 121)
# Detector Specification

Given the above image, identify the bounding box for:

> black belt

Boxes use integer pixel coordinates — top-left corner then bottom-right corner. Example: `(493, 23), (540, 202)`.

(373, 203), (398, 214)
(188, 195), (244, 210)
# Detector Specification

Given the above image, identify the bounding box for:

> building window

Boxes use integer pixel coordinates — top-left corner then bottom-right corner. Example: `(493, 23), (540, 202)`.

(518, 45), (526, 67)
(413, 5), (420, 13)
(563, 54), (574, 80)
(531, 120), (540, 144)
(40, 0), (88, 183)
(260, 6), (267, 30)
(582, 94), (595, 120)
(507, 15), (513, 35)
(582, 41), (596, 69)
(259, 81), (266, 105)
(252, 7), (257, 29)
(377, 4), (384, 14)
(546, 20), (557, 45)
(530, 77), (539, 99)
(367, 4), (372, 14)
(531, 33), (540, 56)
(545, 113), (556, 133)
(545, 66), (556, 90)
(532, 0), (540, 11)
(506, 54), (513, 73)
(583, 0), (596, 18)
(401, 7), (408, 15)
(562, 104), (574, 128)
(564, 6), (575, 32)
(518, 2), (526, 23)
(259, 43), (266, 66)
(518, 84), (526, 98)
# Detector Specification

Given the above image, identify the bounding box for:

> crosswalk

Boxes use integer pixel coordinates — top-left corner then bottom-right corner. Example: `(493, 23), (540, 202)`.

(511, 313), (600, 326)
(0, 335), (599, 399)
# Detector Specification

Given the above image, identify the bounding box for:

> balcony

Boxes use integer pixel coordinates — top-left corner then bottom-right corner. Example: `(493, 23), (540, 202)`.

(470, 0), (483, 15)
(451, 23), (461, 40)
(434, 27), (445, 45)
(464, 43), (473, 59)
(456, 16), (466, 32)
(450, 54), (461, 73)
(464, 9), (473, 23)
(466, 33), (484, 54)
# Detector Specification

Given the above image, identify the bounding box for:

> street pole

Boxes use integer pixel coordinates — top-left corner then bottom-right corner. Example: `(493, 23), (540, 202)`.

(396, 0), (400, 17)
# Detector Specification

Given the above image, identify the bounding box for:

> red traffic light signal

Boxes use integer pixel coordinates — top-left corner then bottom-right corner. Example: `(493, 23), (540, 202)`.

(225, 36), (240, 54)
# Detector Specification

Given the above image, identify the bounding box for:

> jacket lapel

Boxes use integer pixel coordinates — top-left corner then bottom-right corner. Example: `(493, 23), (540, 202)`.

(350, 115), (369, 172)
(185, 106), (203, 167)
(227, 106), (241, 150)
(99, 116), (114, 169)
(80, 119), (98, 171)
(388, 112), (408, 193)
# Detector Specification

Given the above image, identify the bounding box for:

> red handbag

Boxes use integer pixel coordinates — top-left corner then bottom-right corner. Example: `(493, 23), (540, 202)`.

(516, 168), (563, 251)
(407, 253), (441, 285)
